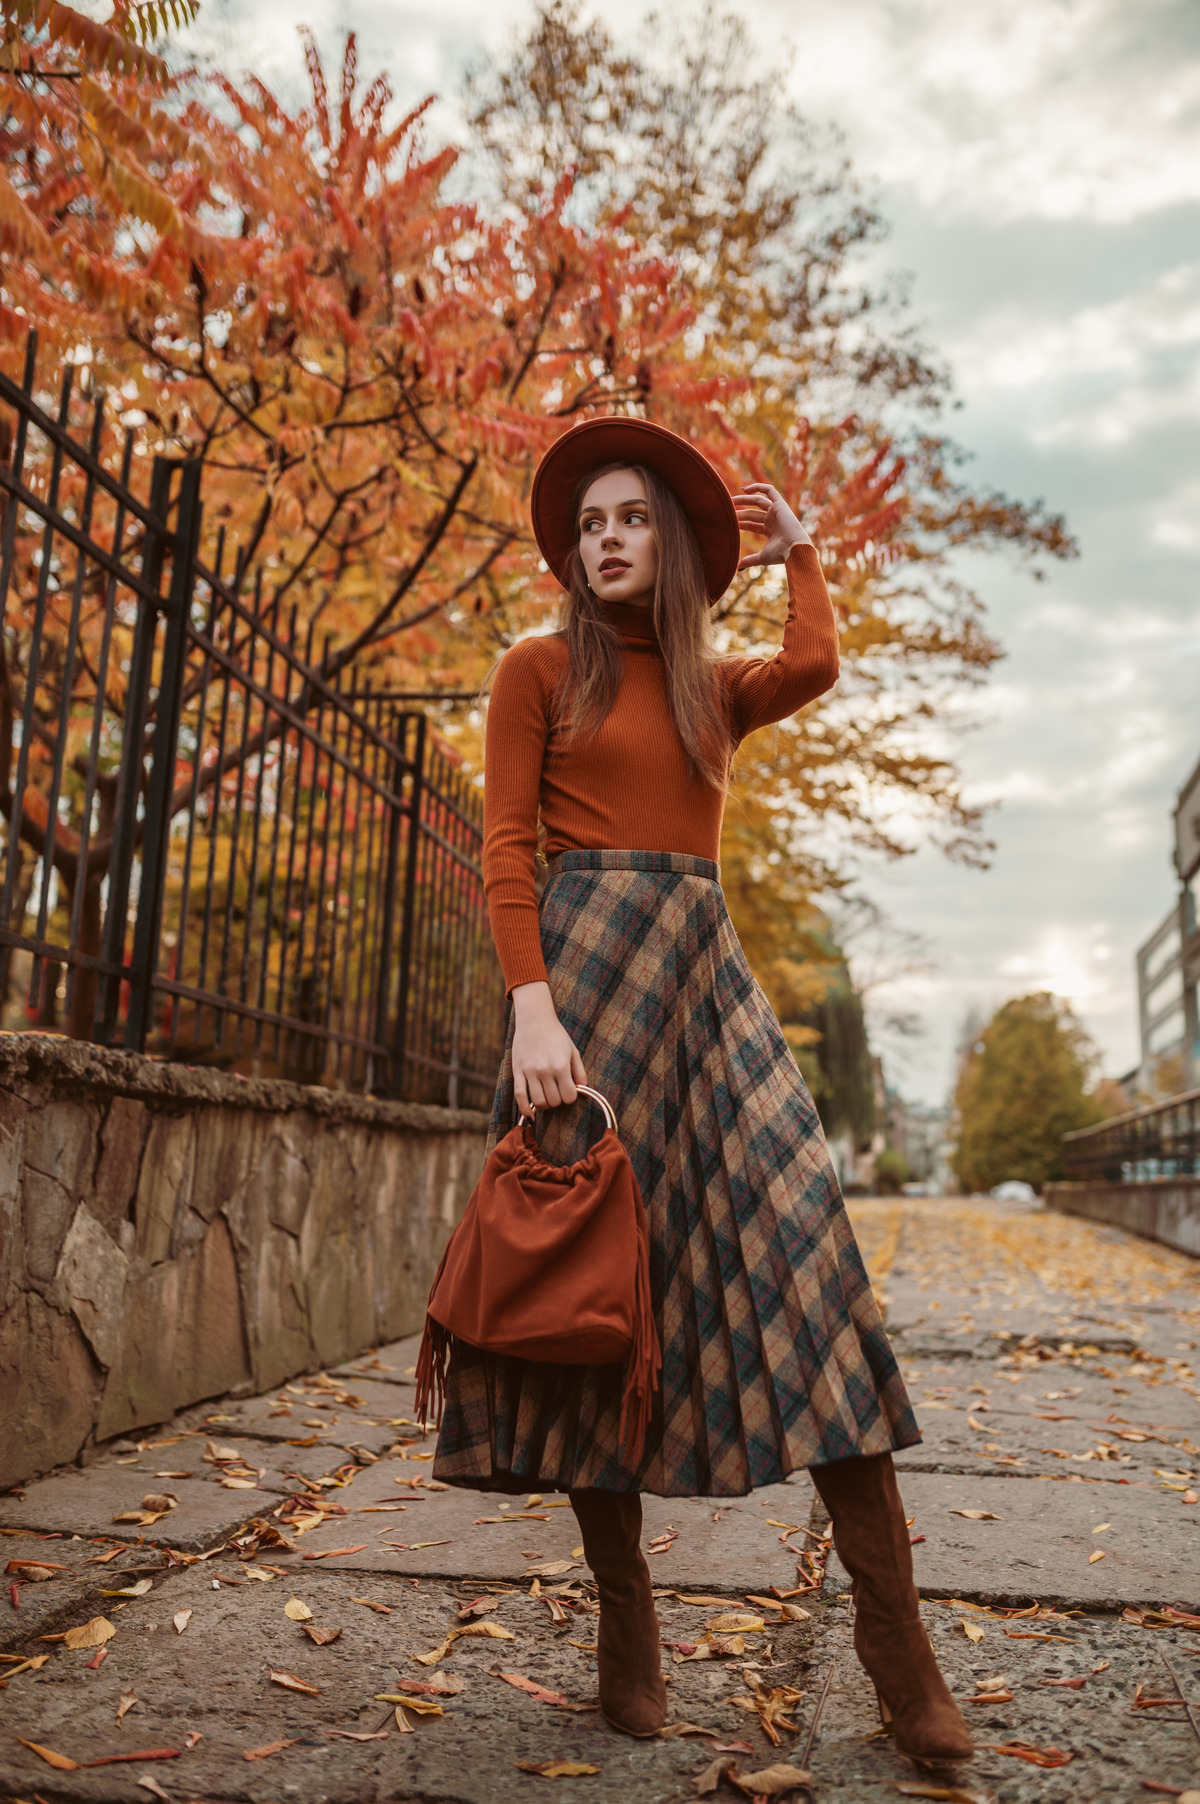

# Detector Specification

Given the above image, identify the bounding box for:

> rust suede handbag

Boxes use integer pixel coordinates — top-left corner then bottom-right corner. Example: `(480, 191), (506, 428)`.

(414, 1087), (662, 1466)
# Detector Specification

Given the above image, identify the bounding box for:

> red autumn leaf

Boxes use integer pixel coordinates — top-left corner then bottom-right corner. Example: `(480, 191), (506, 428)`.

(493, 1670), (569, 1706)
(983, 1742), (1075, 1768)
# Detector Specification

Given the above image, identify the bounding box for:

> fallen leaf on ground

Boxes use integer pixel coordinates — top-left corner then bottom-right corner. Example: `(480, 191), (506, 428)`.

(111, 1511), (170, 1526)
(958, 1618), (985, 1643)
(243, 1565), (278, 1582)
(731, 1764), (814, 1797)
(393, 1706), (415, 1734)
(172, 1609), (192, 1634)
(657, 1721), (725, 1739)
(15, 1738), (79, 1771)
(78, 1750), (182, 1768)
(494, 1671), (569, 1706)
(117, 1692), (138, 1726)
(5, 1560), (67, 1580)
(302, 1625), (342, 1645)
(139, 1493), (177, 1512)
(102, 1578), (153, 1598)
(414, 1620), (516, 1664)
(728, 1679), (805, 1747)
(696, 1754), (738, 1795)
(85, 1644), (109, 1671)
(136, 1774), (172, 1802)
(377, 1692), (445, 1715)
(392, 1672), (464, 1697)
(894, 1785), (995, 1803)
(184, 1731), (202, 1748)
(705, 1613), (764, 1634)
(269, 1669), (320, 1696)
(243, 1738), (301, 1761)
(515, 1761), (601, 1777)
(284, 1597), (313, 1621)
(677, 1594), (735, 1607)
(1041, 1676), (1085, 1689)
(1089, 1550), (1107, 1563)
(523, 1559), (580, 1578)
(63, 1616), (116, 1651)
(982, 1741), (1074, 1767)
(351, 1597), (393, 1614)
(328, 1728), (390, 1741)
(966, 1688), (1013, 1704)
(949, 1509), (1003, 1521)
(1092, 1660), (1110, 1673)
(457, 1596), (501, 1620)
(301, 1544), (369, 1561)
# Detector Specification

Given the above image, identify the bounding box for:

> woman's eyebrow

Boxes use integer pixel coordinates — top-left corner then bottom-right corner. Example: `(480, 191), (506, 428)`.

(580, 498), (647, 519)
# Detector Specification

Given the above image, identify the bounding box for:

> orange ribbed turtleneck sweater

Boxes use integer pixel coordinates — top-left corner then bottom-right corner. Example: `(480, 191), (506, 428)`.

(483, 542), (839, 992)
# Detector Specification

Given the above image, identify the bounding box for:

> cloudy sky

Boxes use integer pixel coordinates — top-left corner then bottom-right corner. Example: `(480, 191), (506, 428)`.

(187, 0), (1200, 1103)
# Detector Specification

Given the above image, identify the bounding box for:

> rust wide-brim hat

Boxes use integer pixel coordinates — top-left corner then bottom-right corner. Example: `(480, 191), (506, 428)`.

(530, 416), (741, 604)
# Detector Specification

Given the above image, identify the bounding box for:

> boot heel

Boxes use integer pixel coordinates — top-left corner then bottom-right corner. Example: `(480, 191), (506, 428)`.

(876, 1690), (893, 1731)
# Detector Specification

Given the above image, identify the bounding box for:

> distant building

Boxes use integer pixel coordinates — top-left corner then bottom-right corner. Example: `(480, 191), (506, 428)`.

(885, 1093), (955, 1194)
(1132, 753), (1200, 1098)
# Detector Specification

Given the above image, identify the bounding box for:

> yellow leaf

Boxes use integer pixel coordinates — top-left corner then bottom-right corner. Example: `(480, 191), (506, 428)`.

(63, 1617), (116, 1651)
(1088, 1550), (1106, 1563)
(394, 1705), (415, 1734)
(515, 1760), (602, 1777)
(269, 1668), (320, 1696)
(1091, 1524), (1111, 1534)
(284, 1597), (313, 1621)
(958, 1618), (985, 1643)
(101, 1578), (152, 1598)
(173, 1609), (192, 1634)
(704, 1612), (766, 1633)
(15, 1737), (79, 1771)
(948, 1509), (1003, 1522)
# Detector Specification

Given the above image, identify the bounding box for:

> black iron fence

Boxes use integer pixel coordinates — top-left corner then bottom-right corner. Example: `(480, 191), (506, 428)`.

(0, 336), (506, 1107)
(1062, 1088), (1200, 1184)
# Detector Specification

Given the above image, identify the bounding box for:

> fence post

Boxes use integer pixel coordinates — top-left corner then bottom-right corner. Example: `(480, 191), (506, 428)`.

(369, 711), (405, 1096)
(95, 457), (176, 1042)
(388, 712), (426, 1101)
(123, 460), (203, 1052)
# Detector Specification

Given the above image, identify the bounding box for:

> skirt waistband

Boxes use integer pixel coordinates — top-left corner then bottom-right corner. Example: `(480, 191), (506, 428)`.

(544, 849), (721, 881)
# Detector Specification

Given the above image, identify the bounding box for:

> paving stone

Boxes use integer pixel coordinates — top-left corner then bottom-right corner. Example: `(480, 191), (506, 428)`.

(0, 1467), (274, 1554)
(835, 1468), (1200, 1609)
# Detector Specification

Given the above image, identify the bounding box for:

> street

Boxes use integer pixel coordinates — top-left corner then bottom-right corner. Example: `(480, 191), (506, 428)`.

(3, 1195), (1198, 1804)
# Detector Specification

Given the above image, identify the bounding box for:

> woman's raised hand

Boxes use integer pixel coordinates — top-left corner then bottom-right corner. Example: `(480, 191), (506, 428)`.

(733, 482), (811, 570)
(510, 980), (588, 1117)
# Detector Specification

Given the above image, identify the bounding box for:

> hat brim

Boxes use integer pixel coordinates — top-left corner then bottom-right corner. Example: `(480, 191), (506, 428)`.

(530, 417), (741, 604)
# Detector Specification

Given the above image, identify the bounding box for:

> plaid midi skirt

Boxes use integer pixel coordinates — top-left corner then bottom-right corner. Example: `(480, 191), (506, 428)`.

(432, 850), (920, 1497)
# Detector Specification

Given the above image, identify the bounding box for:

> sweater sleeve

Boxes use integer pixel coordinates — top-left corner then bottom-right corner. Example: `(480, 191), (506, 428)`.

(482, 639), (556, 994)
(723, 542), (840, 739)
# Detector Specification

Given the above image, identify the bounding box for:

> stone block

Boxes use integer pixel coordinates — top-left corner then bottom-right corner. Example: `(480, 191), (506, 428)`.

(258, 1120), (315, 1238)
(18, 1167), (78, 1288)
(190, 1103), (255, 1223)
(90, 1094), (149, 1238)
(0, 1464), (270, 1552)
(97, 1215), (251, 1441)
(51, 1203), (129, 1369)
(134, 1113), (196, 1264)
(0, 1086), (26, 1300)
(0, 1290), (100, 1489)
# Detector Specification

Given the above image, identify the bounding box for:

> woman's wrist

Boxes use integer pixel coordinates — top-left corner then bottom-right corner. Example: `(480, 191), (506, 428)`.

(511, 979), (556, 1019)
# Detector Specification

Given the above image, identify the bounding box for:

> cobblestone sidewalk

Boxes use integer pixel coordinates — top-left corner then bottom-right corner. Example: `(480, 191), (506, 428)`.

(2, 1196), (1199, 1803)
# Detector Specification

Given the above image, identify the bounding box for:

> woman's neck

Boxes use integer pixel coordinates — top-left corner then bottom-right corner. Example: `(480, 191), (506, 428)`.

(600, 596), (659, 646)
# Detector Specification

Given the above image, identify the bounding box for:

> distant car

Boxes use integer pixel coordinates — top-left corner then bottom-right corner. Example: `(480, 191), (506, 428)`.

(990, 1179), (1038, 1202)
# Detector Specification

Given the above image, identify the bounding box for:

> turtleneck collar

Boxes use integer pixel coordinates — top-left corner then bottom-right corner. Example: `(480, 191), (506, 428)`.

(600, 598), (660, 649)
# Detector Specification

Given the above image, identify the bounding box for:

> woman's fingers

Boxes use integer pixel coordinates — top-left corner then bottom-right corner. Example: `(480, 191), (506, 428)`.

(570, 1046), (588, 1085)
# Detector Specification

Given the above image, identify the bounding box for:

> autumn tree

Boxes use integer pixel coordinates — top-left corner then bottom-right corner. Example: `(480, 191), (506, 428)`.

(952, 993), (1105, 1193)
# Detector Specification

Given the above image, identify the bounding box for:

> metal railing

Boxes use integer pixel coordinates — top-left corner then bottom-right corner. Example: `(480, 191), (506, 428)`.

(1062, 1088), (1200, 1183)
(0, 335), (506, 1107)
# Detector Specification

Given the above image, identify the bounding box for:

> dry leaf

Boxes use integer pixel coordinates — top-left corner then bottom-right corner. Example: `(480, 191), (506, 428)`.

(948, 1509), (1003, 1522)
(515, 1760), (601, 1777)
(732, 1764), (814, 1797)
(894, 1786), (995, 1802)
(269, 1668), (320, 1696)
(677, 1594), (736, 1607)
(102, 1578), (153, 1598)
(140, 1493), (177, 1512)
(327, 1729), (390, 1741)
(982, 1741), (1074, 1767)
(393, 1705), (415, 1734)
(172, 1609), (192, 1634)
(78, 1749), (181, 1768)
(351, 1596), (392, 1614)
(705, 1612), (764, 1634)
(184, 1731), (202, 1749)
(136, 1775), (172, 1803)
(63, 1616), (116, 1650)
(1088, 1550), (1107, 1563)
(413, 1620), (516, 1665)
(696, 1754), (738, 1795)
(302, 1625), (342, 1645)
(1040, 1677), (1085, 1690)
(399, 1672), (465, 1697)
(243, 1738), (301, 1761)
(958, 1618), (985, 1644)
(243, 1565), (277, 1582)
(523, 1558), (581, 1578)
(284, 1596), (314, 1621)
(300, 1544), (368, 1561)
(5, 1559), (66, 1580)
(458, 1596), (501, 1620)
(15, 1737), (79, 1771)
(967, 1688), (1013, 1704)
(494, 1670), (569, 1706)
(1092, 1660), (1110, 1673)
(117, 1691), (138, 1726)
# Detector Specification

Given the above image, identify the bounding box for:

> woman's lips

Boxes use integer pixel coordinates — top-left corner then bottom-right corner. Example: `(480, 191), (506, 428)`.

(599, 560), (630, 574)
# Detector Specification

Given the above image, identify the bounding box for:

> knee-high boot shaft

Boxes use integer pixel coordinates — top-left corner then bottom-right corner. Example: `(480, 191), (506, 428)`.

(569, 1488), (666, 1738)
(810, 1453), (973, 1765)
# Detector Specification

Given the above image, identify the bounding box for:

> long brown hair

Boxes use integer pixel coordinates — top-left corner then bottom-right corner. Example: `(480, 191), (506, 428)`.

(556, 462), (731, 787)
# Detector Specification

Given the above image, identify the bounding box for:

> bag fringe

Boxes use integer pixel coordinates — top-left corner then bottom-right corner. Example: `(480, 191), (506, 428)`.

(617, 1202), (662, 1469)
(414, 1236), (455, 1431)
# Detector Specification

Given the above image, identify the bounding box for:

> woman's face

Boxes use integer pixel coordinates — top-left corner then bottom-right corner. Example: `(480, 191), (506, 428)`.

(577, 468), (658, 607)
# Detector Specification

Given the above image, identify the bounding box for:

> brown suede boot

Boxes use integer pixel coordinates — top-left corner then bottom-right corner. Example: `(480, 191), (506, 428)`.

(810, 1452), (973, 1766)
(569, 1488), (666, 1737)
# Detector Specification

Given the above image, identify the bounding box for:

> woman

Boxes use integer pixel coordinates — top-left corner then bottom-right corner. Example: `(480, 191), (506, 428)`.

(432, 417), (971, 1768)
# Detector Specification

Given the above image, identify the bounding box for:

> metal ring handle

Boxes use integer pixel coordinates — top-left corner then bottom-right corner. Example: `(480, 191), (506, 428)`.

(519, 1083), (617, 1134)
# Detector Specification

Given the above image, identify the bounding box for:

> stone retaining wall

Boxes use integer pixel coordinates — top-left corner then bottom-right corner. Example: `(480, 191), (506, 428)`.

(0, 1034), (489, 1489)
(1044, 1176), (1200, 1259)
